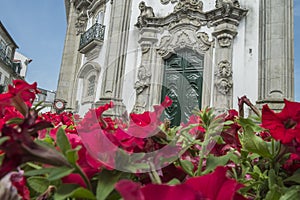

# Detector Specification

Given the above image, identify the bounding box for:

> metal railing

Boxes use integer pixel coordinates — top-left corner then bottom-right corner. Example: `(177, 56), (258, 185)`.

(79, 23), (105, 50)
(0, 49), (13, 68)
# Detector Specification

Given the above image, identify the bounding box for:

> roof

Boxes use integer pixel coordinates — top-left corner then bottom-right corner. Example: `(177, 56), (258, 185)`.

(0, 21), (19, 48)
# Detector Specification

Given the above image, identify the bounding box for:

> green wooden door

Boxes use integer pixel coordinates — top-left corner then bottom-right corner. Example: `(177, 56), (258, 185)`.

(161, 49), (204, 126)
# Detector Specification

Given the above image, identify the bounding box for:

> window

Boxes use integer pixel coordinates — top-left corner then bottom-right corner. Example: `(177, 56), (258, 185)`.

(4, 76), (9, 86)
(0, 39), (5, 51)
(6, 47), (12, 59)
(94, 11), (104, 24)
(77, 63), (100, 105)
(86, 75), (96, 97)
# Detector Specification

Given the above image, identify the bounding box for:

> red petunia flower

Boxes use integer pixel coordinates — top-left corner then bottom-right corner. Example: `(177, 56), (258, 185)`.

(128, 96), (172, 138)
(261, 99), (300, 144)
(0, 111), (70, 179)
(116, 166), (245, 200)
(0, 80), (39, 116)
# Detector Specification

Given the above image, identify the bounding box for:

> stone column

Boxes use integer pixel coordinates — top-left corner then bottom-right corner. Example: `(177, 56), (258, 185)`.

(132, 27), (158, 113)
(256, 0), (294, 110)
(95, 0), (133, 117)
(56, 0), (82, 110)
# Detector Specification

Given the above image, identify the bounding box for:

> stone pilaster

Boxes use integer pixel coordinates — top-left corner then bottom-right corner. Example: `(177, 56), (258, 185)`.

(56, 1), (82, 110)
(212, 21), (237, 112)
(256, 0), (294, 110)
(132, 27), (158, 113)
(94, 0), (133, 117)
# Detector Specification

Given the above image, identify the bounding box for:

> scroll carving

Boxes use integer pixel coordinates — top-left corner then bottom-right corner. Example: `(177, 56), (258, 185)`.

(215, 60), (233, 95)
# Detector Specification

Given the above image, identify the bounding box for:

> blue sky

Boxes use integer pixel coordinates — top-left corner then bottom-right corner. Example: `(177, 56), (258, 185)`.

(0, 1), (299, 100)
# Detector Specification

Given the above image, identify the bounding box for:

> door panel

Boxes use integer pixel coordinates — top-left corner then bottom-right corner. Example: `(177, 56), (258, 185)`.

(161, 49), (203, 126)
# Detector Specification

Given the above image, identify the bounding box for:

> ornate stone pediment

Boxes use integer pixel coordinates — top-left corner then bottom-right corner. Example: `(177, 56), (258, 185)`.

(135, 1), (207, 30)
(157, 30), (212, 58)
(135, 0), (247, 30)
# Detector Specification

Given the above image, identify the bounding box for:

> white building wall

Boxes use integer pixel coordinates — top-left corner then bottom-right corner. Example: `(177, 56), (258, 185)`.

(232, 0), (259, 110)
(75, 0), (262, 115)
(14, 51), (31, 78)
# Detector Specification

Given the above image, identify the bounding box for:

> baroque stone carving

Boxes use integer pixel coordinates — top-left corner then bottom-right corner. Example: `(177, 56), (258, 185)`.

(215, 0), (240, 9)
(174, 0), (203, 12)
(216, 32), (235, 48)
(161, 0), (178, 5)
(157, 30), (212, 58)
(215, 60), (233, 95)
(135, 1), (155, 29)
(133, 65), (152, 113)
(75, 10), (88, 35)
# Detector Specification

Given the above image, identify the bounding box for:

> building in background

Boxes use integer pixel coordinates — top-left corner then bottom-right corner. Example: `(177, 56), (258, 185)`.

(13, 51), (32, 79)
(0, 21), (21, 93)
(56, 0), (294, 125)
(33, 87), (56, 113)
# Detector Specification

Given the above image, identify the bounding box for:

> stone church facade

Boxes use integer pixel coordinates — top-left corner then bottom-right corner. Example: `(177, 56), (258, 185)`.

(56, 0), (294, 124)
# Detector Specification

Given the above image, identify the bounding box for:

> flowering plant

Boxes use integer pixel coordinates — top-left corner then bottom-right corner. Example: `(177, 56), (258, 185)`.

(1, 80), (300, 200)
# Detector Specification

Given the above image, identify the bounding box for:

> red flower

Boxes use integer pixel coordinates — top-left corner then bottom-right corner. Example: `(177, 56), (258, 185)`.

(0, 80), (39, 116)
(128, 96), (172, 138)
(10, 172), (30, 200)
(262, 99), (300, 144)
(185, 166), (245, 200)
(0, 111), (70, 178)
(116, 179), (204, 200)
(116, 166), (245, 200)
(62, 133), (102, 187)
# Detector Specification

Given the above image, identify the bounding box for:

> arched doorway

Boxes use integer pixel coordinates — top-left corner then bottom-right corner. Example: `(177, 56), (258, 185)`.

(161, 49), (204, 126)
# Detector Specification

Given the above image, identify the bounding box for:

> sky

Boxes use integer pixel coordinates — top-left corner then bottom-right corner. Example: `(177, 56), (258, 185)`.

(0, 0), (299, 99)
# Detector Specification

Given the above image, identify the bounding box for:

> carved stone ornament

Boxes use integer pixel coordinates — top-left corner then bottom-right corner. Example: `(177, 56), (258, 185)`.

(75, 8), (88, 35)
(174, 0), (203, 12)
(215, 0), (240, 9)
(161, 0), (178, 5)
(215, 60), (233, 95)
(134, 65), (151, 95)
(216, 32), (234, 48)
(141, 43), (151, 54)
(133, 65), (152, 113)
(157, 30), (212, 58)
(135, 1), (155, 29)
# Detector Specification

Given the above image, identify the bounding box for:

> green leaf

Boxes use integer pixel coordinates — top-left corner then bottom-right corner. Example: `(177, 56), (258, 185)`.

(6, 117), (23, 125)
(265, 184), (282, 200)
(179, 159), (194, 176)
(27, 176), (50, 193)
(0, 136), (9, 145)
(280, 186), (300, 200)
(284, 169), (300, 184)
(238, 117), (263, 133)
(48, 166), (74, 181)
(25, 168), (56, 176)
(54, 184), (96, 200)
(66, 146), (81, 165)
(202, 153), (234, 174)
(96, 170), (123, 200)
(56, 127), (71, 155)
(167, 178), (181, 185)
(240, 126), (272, 158)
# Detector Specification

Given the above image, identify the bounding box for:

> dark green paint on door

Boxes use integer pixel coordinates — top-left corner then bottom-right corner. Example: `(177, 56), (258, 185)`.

(161, 49), (204, 126)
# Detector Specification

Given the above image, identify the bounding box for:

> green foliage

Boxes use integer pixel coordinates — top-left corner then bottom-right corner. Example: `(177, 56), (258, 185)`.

(54, 184), (96, 200)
